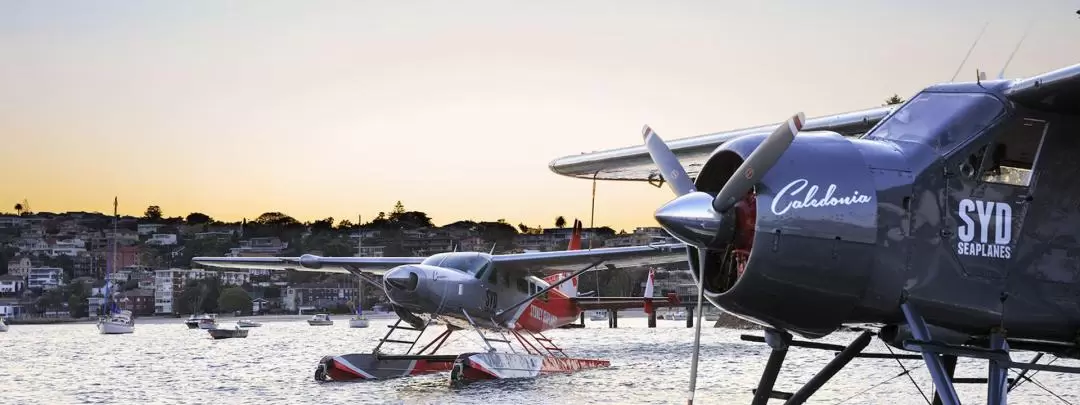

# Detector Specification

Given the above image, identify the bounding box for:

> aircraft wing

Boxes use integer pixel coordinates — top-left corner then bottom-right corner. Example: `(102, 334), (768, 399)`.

(573, 293), (682, 311)
(1005, 63), (1080, 115)
(491, 243), (687, 274)
(548, 106), (893, 181)
(191, 255), (424, 276)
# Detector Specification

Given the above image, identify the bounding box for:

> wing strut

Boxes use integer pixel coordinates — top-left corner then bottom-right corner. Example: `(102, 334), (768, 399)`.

(589, 171), (598, 249)
(494, 259), (606, 319)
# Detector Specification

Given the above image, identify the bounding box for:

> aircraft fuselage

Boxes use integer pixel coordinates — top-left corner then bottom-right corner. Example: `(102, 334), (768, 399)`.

(691, 80), (1080, 346)
(382, 252), (583, 332)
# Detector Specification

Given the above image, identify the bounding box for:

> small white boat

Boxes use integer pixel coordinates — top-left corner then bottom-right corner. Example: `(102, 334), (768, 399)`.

(588, 310), (607, 321)
(0, 317), (8, 332)
(349, 315), (369, 328)
(185, 313), (217, 329)
(208, 325), (249, 339)
(198, 318), (218, 329)
(237, 319), (262, 328)
(307, 313), (334, 326)
(662, 310), (688, 321)
(97, 310), (135, 335)
(349, 306), (369, 328)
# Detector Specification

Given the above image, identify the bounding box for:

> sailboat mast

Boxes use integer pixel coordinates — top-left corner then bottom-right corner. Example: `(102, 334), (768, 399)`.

(362, 213), (367, 315)
(109, 196), (118, 314)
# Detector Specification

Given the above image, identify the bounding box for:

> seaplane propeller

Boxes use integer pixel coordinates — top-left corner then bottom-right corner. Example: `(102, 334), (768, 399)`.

(641, 112), (805, 405)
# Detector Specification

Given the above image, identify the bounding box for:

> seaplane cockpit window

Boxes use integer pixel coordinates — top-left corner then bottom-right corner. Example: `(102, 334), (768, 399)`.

(863, 92), (1006, 154)
(976, 118), (1048, 187)
(421, 253), (492, 278)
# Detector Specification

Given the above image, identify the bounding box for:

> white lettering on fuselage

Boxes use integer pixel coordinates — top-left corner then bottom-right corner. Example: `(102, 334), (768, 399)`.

(957, 198), (1012, 259)
(770, 178), (873, 216)
(529, 305), (557, 328)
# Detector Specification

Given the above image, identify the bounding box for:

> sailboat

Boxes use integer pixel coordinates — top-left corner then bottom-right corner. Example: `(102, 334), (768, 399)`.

(97, 196), (134, 335)
(349, 305), (369, 328)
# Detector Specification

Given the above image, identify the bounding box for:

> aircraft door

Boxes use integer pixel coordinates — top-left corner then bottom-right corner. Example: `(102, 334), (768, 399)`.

(944, 117), (1049, 279)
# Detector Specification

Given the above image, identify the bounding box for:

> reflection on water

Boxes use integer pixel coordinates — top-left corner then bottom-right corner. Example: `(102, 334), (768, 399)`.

(1, 316), (1078, 404)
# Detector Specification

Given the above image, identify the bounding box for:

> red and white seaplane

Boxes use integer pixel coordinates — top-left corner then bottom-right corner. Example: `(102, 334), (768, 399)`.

(193, 219), (685, 384)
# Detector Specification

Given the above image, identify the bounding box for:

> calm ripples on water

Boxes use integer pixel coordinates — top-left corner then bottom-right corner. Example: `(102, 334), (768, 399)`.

(2, 315), (1079, 405)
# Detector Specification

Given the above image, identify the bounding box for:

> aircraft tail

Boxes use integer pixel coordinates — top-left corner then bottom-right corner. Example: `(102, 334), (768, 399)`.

(542, 219), (584, 298)
(568, 219), (582, 251)
(643, 269), (656, 314)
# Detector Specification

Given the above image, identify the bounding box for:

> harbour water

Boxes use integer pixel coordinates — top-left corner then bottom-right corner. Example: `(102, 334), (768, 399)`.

(2, 316), (1079, 404)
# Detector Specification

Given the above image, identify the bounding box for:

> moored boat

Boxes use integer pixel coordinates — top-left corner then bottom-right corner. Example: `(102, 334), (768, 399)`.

(588, 310), (606, 321)
(349, 305), (368, 328)
(349, 316), (369, 328)
(237, 319), (262, 328)
(186, 313), (217, 329)
(198, 318), (218, 329)
(308, 313), (334, 326)
(0, 317), (7, 332)
(97, 197), (135, 335)
(98, 310), (135, 335)
(208, 326), (249, 339)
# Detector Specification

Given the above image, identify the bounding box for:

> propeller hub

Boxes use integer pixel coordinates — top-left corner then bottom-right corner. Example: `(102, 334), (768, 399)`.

(654, 192), (734, 249)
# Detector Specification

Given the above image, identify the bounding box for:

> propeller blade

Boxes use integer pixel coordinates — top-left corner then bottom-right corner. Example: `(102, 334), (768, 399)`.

(712, 113), (805, 213)
(686, 248), (710, 405)
(643, 125), (696, 197)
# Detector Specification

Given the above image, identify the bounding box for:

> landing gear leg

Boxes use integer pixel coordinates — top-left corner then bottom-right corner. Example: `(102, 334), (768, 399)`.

(987, 330), (1009, 405)
(901, 301), (960, 405)
(751, 328), (791, 405)
(784, 330), (873, 404)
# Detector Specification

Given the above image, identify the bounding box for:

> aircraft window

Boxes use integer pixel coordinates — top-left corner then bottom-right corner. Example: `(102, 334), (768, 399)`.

(421, 253), (492, 278)
(976, 118), (1048, 187)
(516, 278), (529, 293)
(485, 265), (497, 284)
(863, 92), (1006, 154)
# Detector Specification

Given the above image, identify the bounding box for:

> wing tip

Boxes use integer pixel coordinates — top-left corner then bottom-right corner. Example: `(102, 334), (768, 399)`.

(791, 112), (806, 132)
(642, 124), (654, 140)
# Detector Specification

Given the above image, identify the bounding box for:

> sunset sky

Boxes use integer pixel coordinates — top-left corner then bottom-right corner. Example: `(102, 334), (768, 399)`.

(2, 0), (1078, 231)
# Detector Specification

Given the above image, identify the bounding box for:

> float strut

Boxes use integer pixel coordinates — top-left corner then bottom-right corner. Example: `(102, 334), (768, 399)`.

(931, 355), (958, 405)
(751, 329), (792, 405)
(784, 330), (873, 404)
(987, 331), (1009, 405)
(901, 301), (960, 405)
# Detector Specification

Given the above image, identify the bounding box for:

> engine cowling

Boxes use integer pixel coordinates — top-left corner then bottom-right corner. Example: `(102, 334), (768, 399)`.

(691, 130), (880, 338)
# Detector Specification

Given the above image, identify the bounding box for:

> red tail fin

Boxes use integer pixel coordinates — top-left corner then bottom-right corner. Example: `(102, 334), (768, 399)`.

(544, 219), (584, 298)
(568, 219), (582, 251)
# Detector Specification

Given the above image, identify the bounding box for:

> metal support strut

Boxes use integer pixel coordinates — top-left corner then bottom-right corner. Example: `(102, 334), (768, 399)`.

(785, 330), (873, 404)
(900, 301), (960, 405)
(751, 329), (792, 405)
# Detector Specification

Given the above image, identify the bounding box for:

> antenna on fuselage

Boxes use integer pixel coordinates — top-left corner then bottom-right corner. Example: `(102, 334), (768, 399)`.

(997, 17), (1036, 80)
(950, 21), (989, 82)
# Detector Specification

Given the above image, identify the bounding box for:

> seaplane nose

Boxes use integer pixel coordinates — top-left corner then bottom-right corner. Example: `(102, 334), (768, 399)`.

(654, 191), (730, 249)
(384, 266), (420, 292)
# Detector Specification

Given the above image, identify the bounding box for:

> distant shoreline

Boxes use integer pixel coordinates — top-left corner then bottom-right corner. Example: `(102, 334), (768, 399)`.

(6, 312), (402, 325)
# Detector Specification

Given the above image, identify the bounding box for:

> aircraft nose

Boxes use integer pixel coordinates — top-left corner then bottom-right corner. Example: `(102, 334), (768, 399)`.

(654, 191), (731, 249)
(384, 266), (420, 292)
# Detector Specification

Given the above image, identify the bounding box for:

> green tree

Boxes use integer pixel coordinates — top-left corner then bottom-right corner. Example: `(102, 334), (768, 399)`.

(336, 219), (355, 230)
(884, 94), (905, 106)
(218, 286), (252, 314)
(555, 216), (566, 228)
(185, 212), (212, 225)
(310, 217), (335, 232)
(144, 205), (163, 220)
(391, 201), (406, 215)
(66, 282), (91, 318)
